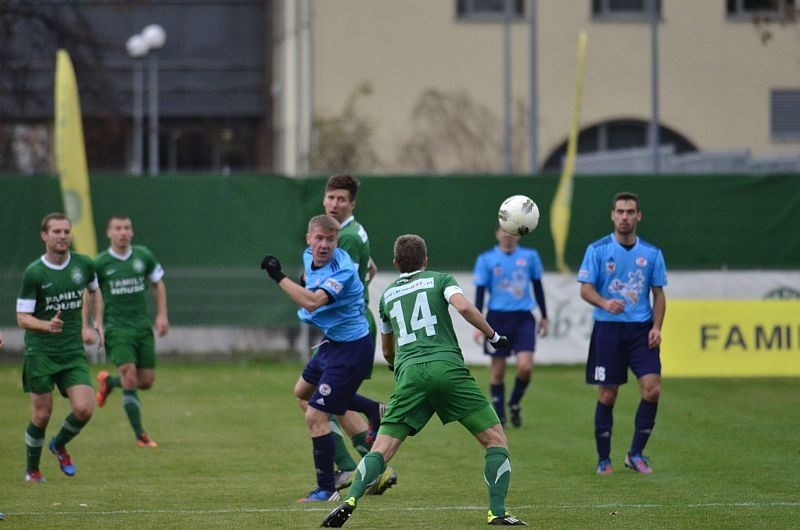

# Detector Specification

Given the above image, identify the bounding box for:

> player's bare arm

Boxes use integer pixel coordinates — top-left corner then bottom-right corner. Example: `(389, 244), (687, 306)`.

(649, 286), (666, 348)
(449, 292), (508, 348)
(81, 288), (104, 346)
(153, 280), (169, 337)
(261, 254), (330, 311)
(580, 282), (625, 314)
(17, 310), (63, 334)
(381, 331), (396, 369)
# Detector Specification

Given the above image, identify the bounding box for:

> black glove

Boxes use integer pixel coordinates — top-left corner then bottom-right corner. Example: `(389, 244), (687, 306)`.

(260, 255), (286, 283)
(489, 332), (510, 350)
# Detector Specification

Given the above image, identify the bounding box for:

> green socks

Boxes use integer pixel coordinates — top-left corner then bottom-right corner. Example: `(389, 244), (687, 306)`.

(347, 451), (385, 500)
(123, 390), (144, 437)
(53, 413), (88, 448)
(107, 374), (122, 389)
(484, 447), (511, 516)
(330, 418), (357, 471)
(25, 422), (45, 471)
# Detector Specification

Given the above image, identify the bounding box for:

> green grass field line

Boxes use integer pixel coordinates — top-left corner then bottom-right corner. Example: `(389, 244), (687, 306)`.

(1, 361), (798, 529)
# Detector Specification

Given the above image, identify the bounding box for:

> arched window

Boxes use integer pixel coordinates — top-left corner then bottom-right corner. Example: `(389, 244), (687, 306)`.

(541, 119), (697, 173)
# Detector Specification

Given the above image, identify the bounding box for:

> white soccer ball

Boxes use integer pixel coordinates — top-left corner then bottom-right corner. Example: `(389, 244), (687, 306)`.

(498, 195), (540, 236)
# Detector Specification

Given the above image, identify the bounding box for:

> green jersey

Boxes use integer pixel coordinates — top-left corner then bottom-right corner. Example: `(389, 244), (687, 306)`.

(378, 270), (464, 373)
(95, 245), (163, 331)
(16, 253), (97, 356)
(339, 216), (372, 303)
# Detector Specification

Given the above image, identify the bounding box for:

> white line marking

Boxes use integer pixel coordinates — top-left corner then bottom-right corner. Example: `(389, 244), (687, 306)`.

(7, 501), (799, 517)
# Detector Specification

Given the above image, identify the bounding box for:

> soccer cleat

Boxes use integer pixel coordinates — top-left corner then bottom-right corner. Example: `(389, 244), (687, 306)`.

(596, 458), (613, 475)
(321, 497), (357, 527)
(49, 439), (76, 476)
(25, 469), (46, 482)
(366, 465), (397, 495)
(136, 433), (159, 448)
(624, 453), (653, 474)
(297, 488), (340, 503)
(509, 404), (522, 428)
(333, 470), (354, 490)
(487, 510), (528, 525)
(96, 370), (112, 407)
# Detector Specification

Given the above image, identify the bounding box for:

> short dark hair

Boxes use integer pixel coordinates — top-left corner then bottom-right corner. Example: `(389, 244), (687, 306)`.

(613, 191), (640, 211)
(107, 214), (131, 227)
(393, 234), (427, 273)
(308, 214), (341, 234)
(41, 212), (70, 232)
(326, 174), (360, 201)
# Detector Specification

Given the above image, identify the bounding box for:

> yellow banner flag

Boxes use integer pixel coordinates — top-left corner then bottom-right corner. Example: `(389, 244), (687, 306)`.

(55, 49), (97, 257)
(550, 32), (587, 273)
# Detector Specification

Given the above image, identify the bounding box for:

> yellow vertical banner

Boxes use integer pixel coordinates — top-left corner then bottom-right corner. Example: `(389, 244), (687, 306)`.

(550, 31), (587, 273)
(55, 49), (97, 257)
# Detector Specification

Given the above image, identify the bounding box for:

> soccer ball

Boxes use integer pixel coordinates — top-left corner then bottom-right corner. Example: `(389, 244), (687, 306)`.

(498, 195), (539, 236)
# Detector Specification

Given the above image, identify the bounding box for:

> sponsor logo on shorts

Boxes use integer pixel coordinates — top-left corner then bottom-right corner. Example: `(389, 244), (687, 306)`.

(315, 398), (326, 405)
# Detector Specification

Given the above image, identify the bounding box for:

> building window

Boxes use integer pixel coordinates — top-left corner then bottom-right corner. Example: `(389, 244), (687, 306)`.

(592, 0), (661, 21)
(542, 119), (696, 173)
(456, 0), (525, 21)
(727, 0), (795, 20)
(771, 90), (800, 140)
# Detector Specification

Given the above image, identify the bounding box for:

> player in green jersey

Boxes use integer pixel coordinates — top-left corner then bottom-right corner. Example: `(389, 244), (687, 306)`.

(89, 215), (169, 448)
(321, 174), (391, 491)
(16, 213), (101, 482)
(322, 234), (527, 527)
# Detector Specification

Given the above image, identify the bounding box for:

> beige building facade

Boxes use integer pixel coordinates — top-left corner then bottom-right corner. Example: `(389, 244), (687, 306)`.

(276, 0), (800, 174)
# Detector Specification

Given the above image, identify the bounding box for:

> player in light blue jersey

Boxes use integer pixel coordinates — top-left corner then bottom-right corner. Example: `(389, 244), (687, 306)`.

(473, 225), (548, 428)
(261, 215), (380, 503)
(577, 192), (667, 475)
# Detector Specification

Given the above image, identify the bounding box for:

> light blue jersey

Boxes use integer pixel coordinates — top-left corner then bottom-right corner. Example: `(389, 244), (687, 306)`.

(577, 234), (668, 323)
(473, 246), (544, 312)
(299, 247), (369, 342)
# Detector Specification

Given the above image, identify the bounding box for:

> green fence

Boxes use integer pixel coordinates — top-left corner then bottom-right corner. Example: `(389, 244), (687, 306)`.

(1, 173), (798, 326)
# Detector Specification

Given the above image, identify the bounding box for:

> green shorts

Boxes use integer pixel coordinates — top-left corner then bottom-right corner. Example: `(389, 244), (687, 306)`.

(23, 354), (92, 397)
(378, 359), (500, 440)
(105, 327), (157, 369)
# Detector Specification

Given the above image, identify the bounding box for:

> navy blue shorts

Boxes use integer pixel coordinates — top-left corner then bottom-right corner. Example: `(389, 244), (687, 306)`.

(302, 333), (374, 415)
(586, 321), (661, 386)
(484, 311), (537, 357)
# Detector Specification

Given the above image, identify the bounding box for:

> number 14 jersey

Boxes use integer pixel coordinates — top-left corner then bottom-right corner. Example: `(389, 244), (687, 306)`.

(379, 270), (465, 373)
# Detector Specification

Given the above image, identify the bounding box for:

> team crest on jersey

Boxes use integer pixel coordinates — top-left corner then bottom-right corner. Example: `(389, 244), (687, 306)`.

(324, 278), (343, 294)
(605, 260), (616, 273)
(133, 258), (145, 273)
(636, 257), (648, 267)
(319, 383), (332, 396)
(492, 266), (503, 276)
(71, 267), (84, 285)
(516, 258), (526, 267)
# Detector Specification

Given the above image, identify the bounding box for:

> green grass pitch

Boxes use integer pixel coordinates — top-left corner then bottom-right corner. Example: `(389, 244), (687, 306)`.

(0, 360), (798, 528)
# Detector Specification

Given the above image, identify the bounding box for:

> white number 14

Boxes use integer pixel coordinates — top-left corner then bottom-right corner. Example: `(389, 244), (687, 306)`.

(389, 292), (438, 346)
